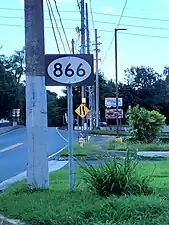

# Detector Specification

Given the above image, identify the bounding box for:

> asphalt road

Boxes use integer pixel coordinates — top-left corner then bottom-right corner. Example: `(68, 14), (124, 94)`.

(0, 127), (78, 183)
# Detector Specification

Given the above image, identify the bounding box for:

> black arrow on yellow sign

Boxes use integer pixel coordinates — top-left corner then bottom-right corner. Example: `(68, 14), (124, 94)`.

(75, 104), (90, 119)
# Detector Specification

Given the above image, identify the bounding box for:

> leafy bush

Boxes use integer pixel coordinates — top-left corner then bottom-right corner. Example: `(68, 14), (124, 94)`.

(81, 151), (153, 197)
(126, 105), (165, 143)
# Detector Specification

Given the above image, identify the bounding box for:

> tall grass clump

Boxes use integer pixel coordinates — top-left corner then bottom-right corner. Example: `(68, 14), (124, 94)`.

(81, 150), (153, 197)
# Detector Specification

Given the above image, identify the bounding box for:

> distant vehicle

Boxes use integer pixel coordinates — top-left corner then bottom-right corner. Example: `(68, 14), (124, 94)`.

(99, 122), (107, 127)
(0, 119), (9, 123)
(0, 119), (10, 127)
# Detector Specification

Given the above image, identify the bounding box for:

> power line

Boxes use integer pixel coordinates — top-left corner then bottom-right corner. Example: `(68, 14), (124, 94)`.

(2, 15), (169, 31)
(47, 0), (67, 53)
(120, 31), (169, 39)
(2, 23), (169, 39)
(53, 0), (71, 53)
(0, 15), (80, 22)
(0, 6), (165, 13)
(93, 12), (169, 23)
(2, 7), (169, 23)
(117, 0), (128, 27)
(46, 0), (60, 53)
(101, 0), (128, 66)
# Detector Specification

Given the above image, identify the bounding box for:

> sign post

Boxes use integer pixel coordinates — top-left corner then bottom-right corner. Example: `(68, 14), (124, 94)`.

(45, 54), (93, 192)
(67, 84), (74, 191)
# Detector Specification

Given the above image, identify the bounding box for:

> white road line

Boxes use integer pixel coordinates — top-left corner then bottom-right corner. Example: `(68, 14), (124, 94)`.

(56, 128), (68, 143)
(48, 145), (68, 159)
(0, 129), (18, 137)
(0, 142), (23, 153)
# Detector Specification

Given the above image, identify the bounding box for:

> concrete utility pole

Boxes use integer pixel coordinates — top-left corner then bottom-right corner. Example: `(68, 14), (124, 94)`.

(86, 3), (90, 55)
(95, 29), (100, 128)
(80, 0), (86, 130)
(115, 29), (119, 135)
(115, 28), (127, 136)
(81, 0), (85, 99)
(86, 3), (93, 130)
(24, 0), (49, 189)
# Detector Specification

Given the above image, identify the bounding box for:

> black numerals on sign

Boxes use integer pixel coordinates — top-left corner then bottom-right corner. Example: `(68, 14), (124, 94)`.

(53, 63), (63, 77)
(53, 63), (86, 77)
(65, 63), (74, 77)
(77, 63), (85, 77)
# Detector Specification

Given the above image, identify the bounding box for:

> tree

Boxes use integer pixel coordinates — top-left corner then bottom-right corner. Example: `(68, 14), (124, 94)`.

(125, 66), (161, 89)
(0, 49), (26, 122)
(6, 48), (25, 84)
(126, 105), (166, 143)
(47, 90), (67, 127)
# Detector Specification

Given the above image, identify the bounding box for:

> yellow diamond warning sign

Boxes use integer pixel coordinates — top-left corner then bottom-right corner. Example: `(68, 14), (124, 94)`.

(75, 104), (90, 119)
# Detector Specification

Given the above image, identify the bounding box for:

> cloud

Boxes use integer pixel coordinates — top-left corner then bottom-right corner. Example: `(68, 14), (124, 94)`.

(102, 7), (113, 14)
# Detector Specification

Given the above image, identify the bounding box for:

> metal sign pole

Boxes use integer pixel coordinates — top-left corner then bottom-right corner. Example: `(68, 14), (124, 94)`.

(45, 54), (94, 192)
(67, 84), (74, 192)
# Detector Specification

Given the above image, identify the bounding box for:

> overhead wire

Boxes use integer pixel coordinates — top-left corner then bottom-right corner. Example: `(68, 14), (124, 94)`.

(2, 7), (169, 23)
(2, 15), (169, 31)
(2, 23), (169, 39)
(53, 0), (71, 53)
(101, 0), (128, 66)
(46, 0), (60, 53)
(117, 0), (128, 27)
(0, 6), (162, 13)
(47, 0), (67, 53)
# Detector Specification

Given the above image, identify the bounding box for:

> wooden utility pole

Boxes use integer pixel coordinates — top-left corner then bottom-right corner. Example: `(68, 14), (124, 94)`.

(24, 0), (49, 189)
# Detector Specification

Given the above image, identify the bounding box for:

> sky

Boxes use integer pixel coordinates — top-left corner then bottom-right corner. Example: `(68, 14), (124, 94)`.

(1, 0), (169, 95)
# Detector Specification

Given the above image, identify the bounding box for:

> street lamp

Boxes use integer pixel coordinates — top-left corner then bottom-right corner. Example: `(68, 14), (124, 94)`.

(115, 28), (127, 136)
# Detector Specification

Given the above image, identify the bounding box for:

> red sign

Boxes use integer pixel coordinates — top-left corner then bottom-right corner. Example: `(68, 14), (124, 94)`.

(105, 109), (123, 120)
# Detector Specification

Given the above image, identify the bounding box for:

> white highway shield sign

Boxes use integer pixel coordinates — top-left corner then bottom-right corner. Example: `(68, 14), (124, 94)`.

(45, 54), (94, 86)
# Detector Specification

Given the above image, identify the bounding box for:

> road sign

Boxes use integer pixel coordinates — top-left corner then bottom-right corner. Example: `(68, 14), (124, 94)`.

(105, 109), (123, 119)
(12, 109), (20, 117)
(75, 104), (90, 119)
(105, 98), (123, 107)
(45, 54), (94, 86)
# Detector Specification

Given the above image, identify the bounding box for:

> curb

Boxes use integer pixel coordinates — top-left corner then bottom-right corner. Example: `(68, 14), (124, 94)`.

(0, 215), (24, 225)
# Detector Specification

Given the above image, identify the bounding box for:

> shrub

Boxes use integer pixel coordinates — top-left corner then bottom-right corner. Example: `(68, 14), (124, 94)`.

(81, 150), (153, 197)
(126, 105), (165, 143)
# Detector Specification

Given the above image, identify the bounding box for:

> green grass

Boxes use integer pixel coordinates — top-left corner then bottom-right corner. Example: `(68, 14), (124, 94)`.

(1, 161), (169, 224)
(89, 129), (129, 136)
(59, 143), (93, 157)
(88, 129), (169, 140)
(105, 141), (169, 152)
